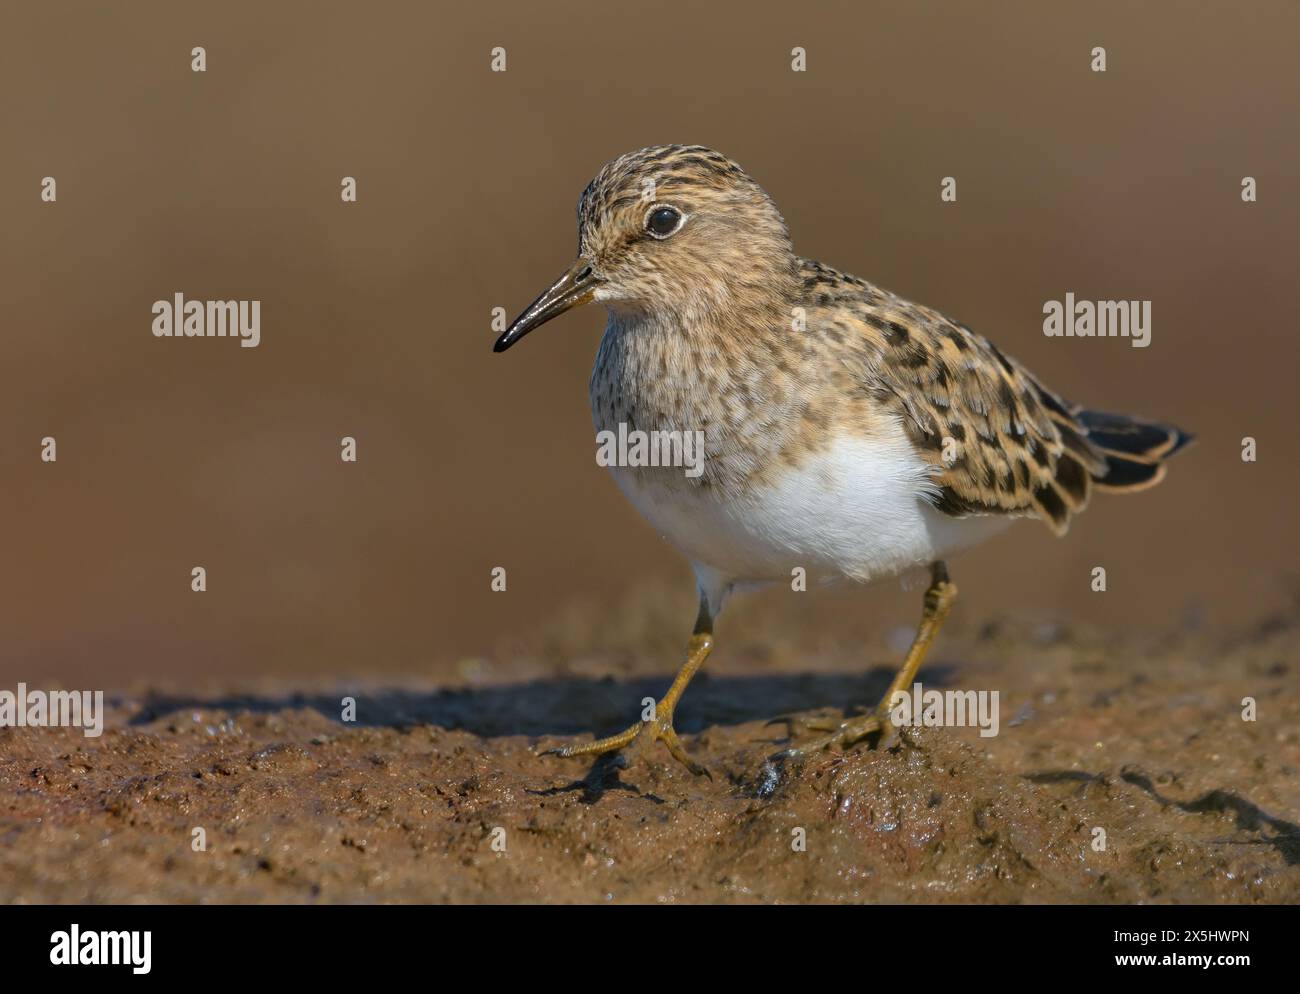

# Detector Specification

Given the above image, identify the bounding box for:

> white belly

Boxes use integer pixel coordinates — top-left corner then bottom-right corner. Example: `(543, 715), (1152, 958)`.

(609, 429), (1012, 591)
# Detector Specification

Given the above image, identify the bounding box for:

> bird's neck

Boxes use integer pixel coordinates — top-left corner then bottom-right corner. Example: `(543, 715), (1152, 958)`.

(607, 263), (800, 359)
(589, 280), (808, 489)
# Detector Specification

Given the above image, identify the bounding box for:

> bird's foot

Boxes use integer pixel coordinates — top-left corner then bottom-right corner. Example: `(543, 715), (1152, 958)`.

(541, 713), (711, 779)
(769, 707), (889, 763)
(766, 705), (869, 739)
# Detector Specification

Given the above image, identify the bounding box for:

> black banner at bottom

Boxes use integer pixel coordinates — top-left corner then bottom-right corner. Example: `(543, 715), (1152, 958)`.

(0, 903), (1288, 981)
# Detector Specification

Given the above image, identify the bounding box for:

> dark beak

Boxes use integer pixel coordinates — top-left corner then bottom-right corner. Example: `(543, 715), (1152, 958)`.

(493, 257), (599, 353)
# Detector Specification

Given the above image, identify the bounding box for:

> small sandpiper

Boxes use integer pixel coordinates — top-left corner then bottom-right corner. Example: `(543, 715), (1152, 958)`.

(494, 145), (1191, 778)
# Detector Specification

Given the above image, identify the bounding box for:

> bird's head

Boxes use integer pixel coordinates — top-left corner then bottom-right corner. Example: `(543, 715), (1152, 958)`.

(493, 144), (797, 352)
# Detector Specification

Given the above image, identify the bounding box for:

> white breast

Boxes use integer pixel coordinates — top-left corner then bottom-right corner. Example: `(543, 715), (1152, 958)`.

(608, 424), (1013, 596)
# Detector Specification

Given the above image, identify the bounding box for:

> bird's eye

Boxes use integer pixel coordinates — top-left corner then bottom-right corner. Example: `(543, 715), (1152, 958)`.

(645, 205), (684, 239)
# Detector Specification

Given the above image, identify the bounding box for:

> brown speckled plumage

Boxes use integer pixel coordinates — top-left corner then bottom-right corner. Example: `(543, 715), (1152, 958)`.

(583, 145), (1190, 534)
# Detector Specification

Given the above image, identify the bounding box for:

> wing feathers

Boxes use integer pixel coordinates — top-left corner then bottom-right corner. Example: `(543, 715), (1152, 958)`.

(801, 259), (1191, 534)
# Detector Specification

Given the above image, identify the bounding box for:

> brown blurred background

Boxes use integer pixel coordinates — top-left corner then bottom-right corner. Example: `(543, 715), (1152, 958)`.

(2, 1), (1297, 688)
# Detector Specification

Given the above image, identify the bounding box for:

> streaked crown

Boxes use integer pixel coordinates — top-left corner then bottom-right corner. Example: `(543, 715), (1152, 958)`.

(576, 145), (798, 313)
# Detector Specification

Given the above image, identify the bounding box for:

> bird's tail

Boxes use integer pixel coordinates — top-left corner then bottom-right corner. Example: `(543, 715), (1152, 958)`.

(1074, 409), (1194, 492)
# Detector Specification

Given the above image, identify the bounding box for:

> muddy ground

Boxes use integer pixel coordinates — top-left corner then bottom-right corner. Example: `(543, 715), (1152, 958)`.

(2, 593), (1298, 904)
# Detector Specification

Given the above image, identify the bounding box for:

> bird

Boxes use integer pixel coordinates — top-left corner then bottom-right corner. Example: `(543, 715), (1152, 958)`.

(493, 144), (1191, 779)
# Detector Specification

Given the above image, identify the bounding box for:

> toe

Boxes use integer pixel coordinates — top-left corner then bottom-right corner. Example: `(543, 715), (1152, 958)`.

(658, 723), (709, 777)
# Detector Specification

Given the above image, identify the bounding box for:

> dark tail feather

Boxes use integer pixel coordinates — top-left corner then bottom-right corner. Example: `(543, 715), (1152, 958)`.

(1075, 409), (1194, 493)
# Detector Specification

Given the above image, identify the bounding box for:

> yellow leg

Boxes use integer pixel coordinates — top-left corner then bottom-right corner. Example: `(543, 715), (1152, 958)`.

(542, 594), (714, 777)
(777, 561), (957, 757)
